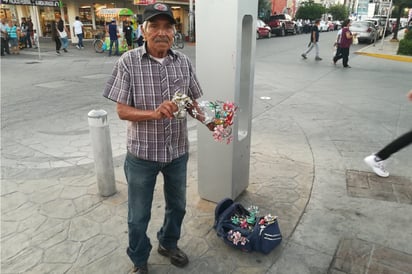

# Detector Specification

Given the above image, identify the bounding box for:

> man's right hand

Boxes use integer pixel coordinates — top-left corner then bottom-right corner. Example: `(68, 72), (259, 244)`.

(154, 101), (178, 120)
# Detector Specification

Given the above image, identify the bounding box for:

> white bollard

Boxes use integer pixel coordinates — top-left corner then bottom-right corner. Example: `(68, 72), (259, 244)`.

(88, 109), (116, 197)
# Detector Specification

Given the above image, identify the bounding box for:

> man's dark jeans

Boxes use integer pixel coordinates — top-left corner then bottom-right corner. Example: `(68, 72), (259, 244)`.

(124, 152), (188, 267)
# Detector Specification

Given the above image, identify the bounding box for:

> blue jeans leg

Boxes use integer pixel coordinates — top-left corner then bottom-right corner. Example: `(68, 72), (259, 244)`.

(77, 33), (84, 47)
(124, 152), (188, 267)
(156, 154), (188, 249)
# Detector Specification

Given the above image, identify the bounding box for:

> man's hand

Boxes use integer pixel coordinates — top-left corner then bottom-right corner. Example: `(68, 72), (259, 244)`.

(206, 122), (215, 131)
(407, 90), (412, 101)
(154, 101), (178, 119)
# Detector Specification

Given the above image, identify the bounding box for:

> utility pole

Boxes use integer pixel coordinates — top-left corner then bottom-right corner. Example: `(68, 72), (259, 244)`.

(189, 0), (194, 42)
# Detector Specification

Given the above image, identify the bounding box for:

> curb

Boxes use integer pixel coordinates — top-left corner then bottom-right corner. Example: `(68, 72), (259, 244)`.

(355, 51), (412, 63)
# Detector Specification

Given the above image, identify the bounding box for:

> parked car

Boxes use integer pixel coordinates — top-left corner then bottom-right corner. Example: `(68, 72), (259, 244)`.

(319, 20), (329, 32)
(349, 21), (379, 44)
(333, 20), (342, 30)
(256, 19), (271, 39)
(365, 19), (384, 38)
(372, 15), (392, 36)
(328, 21), (335, 31)
(266, 14), (297, 36)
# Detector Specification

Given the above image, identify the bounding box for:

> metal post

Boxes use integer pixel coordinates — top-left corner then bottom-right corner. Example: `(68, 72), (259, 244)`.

(88, 109), (117, 197)
(189, 0), (194, 42)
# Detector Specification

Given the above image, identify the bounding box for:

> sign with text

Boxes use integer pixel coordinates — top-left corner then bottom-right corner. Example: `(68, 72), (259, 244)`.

(0, 0), (59, 6)
(133, 0), (156, 5)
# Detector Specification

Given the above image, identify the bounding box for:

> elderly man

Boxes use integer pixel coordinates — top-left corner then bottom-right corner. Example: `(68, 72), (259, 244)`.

(103, 3), (212, 274)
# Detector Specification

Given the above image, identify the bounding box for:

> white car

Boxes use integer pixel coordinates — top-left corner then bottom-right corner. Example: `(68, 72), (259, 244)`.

(319, 20), (329, 32)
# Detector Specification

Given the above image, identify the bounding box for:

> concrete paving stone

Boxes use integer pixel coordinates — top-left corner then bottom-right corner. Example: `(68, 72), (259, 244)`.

(43, 240), (82, 264)
(0, 191), (28, 213)
(1, 247), (43, 274)
(1, 202), (38, 222)
(68, 248), (131, 274)
(17, 213), (48, 235)
(346, 170), (412, 204)
(330, 238), (412, 274)
(68, 217), (101, 242)
(72, 194), (102, 215)
(101, 215), (128, 237)
(81, 203), (116, 223)
(60, 185), (90, 199)
(32, 220), (70, 249)
(1, 232), (31, 261)
(41, 199), (77, 219)
(25, 263), (72, 274)
(1, 221), (19, 239)
(30, 184), (63, 204)
(267, 241), (332, 274)
(73, 234), (119, 268)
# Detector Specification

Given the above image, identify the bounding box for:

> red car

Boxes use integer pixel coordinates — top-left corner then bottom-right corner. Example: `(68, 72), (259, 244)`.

(257, 19), (271, 39)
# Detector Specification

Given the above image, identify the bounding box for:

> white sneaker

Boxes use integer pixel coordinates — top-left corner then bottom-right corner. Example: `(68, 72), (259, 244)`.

(364, 154), (389, 177)
(76, 45), (80, 49)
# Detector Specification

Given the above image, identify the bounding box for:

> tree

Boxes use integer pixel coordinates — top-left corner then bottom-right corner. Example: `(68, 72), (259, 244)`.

(391, 0), (412, 40)
(327, 4), (349, 21)
(295, 1), (326, 21)
(258, 0), (271, 21)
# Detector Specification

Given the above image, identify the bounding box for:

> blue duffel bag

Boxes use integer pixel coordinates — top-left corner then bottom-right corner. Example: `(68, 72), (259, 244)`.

(213, 198), (282, 254)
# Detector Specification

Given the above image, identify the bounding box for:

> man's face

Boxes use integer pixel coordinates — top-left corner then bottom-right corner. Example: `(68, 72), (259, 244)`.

(143, 15), (175, 52)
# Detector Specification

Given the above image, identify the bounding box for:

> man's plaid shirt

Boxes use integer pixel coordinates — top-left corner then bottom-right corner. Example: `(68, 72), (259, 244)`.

(103, 46), (203, 163)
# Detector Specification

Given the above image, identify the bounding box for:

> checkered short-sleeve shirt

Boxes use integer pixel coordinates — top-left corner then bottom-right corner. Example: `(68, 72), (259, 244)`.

(103, 46), (203, 163)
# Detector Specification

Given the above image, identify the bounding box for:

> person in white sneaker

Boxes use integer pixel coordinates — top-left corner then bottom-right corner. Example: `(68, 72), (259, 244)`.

(364, 90), (412, 177)
(72, 16), (84, 49)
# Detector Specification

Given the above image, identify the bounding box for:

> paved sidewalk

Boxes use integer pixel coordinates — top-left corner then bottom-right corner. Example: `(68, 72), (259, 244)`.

(355, 30), (412, 63)
(1, 34), (412, 274)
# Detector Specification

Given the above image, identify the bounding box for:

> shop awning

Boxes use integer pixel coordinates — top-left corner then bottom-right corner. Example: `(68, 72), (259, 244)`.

(96, 8), (134, 18)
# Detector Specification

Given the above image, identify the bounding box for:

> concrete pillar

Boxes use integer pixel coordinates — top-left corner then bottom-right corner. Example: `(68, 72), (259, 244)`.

(196, 0), (258, 202)
(88, 109), (116, 197)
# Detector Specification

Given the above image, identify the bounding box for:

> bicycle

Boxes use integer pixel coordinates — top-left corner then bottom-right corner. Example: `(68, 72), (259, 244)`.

(93, 32), (105, 53)
(172, 32), (184, 49)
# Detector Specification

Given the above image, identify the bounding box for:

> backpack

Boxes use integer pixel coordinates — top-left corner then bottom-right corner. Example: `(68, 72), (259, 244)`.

(213, 198), (282, 254)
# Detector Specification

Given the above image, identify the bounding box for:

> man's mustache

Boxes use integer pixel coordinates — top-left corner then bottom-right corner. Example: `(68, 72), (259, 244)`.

(153, 37), (170, 43)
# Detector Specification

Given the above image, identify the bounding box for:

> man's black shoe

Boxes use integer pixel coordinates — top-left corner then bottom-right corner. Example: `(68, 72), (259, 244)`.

(158, 244), (189, 267)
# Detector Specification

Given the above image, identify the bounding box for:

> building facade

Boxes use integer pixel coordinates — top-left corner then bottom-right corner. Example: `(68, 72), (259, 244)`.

(0, 0), (195, 39)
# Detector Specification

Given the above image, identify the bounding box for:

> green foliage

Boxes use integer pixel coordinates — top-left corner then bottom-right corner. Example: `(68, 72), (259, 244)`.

(398, 28), (412, 55)
(404, 29), (412, 40)
(397, 38), (412, 56)
(258, 0), (271, 21)
(327, 4), (349, 21)
(295, 1), (326, 20)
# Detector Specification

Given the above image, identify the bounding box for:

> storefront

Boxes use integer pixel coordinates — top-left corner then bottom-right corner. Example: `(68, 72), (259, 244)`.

(1, 0), (195, 40)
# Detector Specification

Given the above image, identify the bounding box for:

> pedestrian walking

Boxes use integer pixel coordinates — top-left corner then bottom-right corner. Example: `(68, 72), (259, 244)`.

(364, 90), (412, 177)
(0, 17), (10, 56)
(56, 15), (69, 53)
(333, 28), (342, 65)
(6, 20), (20, 55)
(51, 20), (62, 55)
(301, 19), (322, 61)
(333, 19), (356, 68)
(102, 3), (214, 274)
(26, 17), (33, 48)
(123, 20), (133, 50)
(73, 16), (84, 49)
(107, 18), (119, 56)
(20, 17), (27, 49)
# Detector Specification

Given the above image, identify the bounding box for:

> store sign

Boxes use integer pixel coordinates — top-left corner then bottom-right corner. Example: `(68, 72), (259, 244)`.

(133, 0), (156, 5)
(0, 0), (59, 6)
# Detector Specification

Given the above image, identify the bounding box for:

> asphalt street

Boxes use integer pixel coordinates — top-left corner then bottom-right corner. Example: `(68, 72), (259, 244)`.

(1, 31), (412, 274)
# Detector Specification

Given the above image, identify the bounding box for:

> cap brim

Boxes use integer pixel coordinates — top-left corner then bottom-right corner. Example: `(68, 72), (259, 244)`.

(145, 13), (176, 24)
